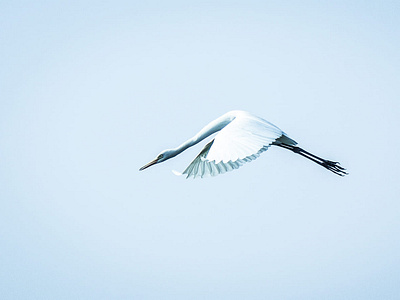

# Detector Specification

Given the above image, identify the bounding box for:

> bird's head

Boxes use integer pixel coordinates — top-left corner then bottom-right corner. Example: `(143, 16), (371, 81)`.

(139, 149), (175, 171)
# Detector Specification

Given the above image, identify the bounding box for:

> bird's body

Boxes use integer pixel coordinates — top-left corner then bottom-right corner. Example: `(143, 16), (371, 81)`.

(139, 110), (347, 178)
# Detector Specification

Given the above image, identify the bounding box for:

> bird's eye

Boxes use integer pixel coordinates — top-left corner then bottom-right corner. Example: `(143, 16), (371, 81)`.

(158, 154), (163, 159)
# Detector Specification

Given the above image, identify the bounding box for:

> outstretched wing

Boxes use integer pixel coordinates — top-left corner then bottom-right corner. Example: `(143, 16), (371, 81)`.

(179, 115), (296, 179)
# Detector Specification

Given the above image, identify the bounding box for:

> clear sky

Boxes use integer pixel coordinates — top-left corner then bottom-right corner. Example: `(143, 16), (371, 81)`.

(1, 1), (400, 299)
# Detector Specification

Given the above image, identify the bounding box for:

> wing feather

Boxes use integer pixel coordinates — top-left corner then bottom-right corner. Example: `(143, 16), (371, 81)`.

(181, 112), (297, 179)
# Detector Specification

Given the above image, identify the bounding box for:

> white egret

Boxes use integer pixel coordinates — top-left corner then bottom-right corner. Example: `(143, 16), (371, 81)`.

(139, 110), (347, 178)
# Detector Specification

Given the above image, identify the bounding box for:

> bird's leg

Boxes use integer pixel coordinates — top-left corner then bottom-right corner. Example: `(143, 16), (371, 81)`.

(275, 143), (348, 176)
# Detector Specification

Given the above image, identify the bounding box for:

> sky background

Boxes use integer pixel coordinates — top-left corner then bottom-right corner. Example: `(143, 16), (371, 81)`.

(1, 1), (400, 299)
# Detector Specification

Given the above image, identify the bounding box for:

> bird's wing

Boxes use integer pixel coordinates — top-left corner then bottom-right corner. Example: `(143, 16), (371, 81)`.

(180, 115), (295, 179)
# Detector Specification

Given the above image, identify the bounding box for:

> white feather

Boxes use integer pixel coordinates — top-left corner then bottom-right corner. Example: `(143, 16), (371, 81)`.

(181, 111), (296, 179)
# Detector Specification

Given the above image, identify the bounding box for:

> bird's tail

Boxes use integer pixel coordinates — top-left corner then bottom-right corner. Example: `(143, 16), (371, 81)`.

(275, 143), (348, 176)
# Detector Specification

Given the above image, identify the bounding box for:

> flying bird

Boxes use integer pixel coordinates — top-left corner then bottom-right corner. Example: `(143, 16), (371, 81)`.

(139, 110), (347, 178)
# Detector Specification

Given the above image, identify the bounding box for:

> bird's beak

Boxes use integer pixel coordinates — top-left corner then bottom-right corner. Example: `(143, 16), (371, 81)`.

(139, 158), (159, 171)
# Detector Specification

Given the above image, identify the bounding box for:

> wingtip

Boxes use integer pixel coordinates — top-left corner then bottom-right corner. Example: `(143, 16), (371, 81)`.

(172, 170), (182, 176)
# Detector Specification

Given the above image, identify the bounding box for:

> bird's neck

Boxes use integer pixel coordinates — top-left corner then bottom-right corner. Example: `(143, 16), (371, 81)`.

(171, 112), (236, 156)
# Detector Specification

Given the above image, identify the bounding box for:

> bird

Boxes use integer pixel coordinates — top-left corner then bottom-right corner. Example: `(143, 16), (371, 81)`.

(139, 110), (348, 179)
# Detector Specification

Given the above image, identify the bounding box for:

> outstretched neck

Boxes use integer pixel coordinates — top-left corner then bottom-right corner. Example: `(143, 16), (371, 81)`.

(171, 112), (236, 157)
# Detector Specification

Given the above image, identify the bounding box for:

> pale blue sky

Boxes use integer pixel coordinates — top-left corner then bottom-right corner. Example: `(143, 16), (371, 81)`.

(1, 1), (400, 299)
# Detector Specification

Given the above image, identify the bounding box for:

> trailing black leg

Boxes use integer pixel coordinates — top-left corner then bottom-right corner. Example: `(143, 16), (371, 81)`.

(275, 143), (348, 176)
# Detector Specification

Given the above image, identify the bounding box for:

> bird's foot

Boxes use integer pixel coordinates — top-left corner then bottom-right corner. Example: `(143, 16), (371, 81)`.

(322, 160), (348, 176)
